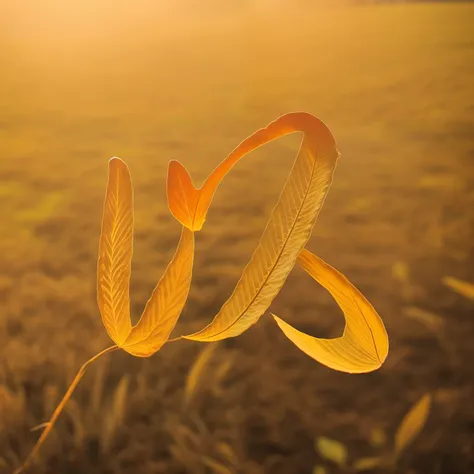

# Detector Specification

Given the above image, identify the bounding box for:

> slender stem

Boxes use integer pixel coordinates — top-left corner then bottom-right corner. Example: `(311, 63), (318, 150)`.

(166, 336), (183, 343)
(15, 345), (118, 474)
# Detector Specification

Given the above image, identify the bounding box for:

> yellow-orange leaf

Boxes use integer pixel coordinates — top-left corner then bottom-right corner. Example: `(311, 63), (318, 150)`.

(394, 393), (432, 458)
(174, 113), (339, 341)
(168, 112), (339, 232)
(273, 249), (388, 373)
(167, 160), (201, 231)
(97, 157), (133, 346)
(316, 436), (348, 466)
(442, 276), (474, 301)
(168, 113), (339, 342)
(122, 227), (194, 357)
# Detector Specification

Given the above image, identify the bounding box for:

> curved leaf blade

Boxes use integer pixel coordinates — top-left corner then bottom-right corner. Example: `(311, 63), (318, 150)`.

(97, 157), (133, 345)
(394, 393), (432, 458)
(177, 113), (339, 341)
(122, 227), (194, 357)
(273, 249), (388, 373)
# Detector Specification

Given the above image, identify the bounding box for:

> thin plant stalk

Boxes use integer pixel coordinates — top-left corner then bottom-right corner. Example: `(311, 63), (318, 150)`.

(15, 345), (118, 473)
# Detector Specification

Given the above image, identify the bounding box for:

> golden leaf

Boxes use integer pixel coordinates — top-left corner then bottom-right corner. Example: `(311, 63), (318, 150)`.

(394, 393), (432, 458)
(167, 160), (201, 231)
(315, 436), (348, 466)
(122, 227), (194, 357)
(97, 157), (133, 346)
(273, 249), (388, 373)
(442, 276), (474, 301)
(170, 112), (339, 341)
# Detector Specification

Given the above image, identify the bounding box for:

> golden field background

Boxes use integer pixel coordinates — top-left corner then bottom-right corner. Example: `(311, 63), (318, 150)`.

(1, 2), (473, 473)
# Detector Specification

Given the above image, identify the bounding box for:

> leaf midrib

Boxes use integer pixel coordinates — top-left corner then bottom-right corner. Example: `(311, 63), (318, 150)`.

(199, 143), (320, 339)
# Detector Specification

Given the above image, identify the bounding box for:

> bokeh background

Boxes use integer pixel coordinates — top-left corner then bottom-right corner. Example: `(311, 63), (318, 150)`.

(1, 1), (473, 473)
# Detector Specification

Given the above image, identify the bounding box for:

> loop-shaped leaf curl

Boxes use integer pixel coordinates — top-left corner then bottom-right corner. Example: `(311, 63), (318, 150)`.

(122, 227), (194, 357)
(98, 157), (194, 356)
(168, 112), (341, 341)
(273, 249), (389, 373)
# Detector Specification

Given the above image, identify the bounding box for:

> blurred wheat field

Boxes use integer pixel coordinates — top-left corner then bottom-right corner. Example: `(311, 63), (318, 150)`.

(1, 2), (474, 473)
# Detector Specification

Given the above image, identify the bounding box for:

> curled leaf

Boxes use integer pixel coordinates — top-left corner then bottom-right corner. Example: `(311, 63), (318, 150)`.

(171, 112), (339, 341)
(394, 393), (432, 458)
(273, 249), (388, 373)
(122, 227), (194, 357)
(97, 157), (133, 345)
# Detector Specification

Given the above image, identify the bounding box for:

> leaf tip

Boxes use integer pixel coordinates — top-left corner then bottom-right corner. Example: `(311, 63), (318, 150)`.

(109, 156), (126, 165)
(271, 313), (283, 324)
(108, 157), (131, 177)
(167, 160), (203, 231)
